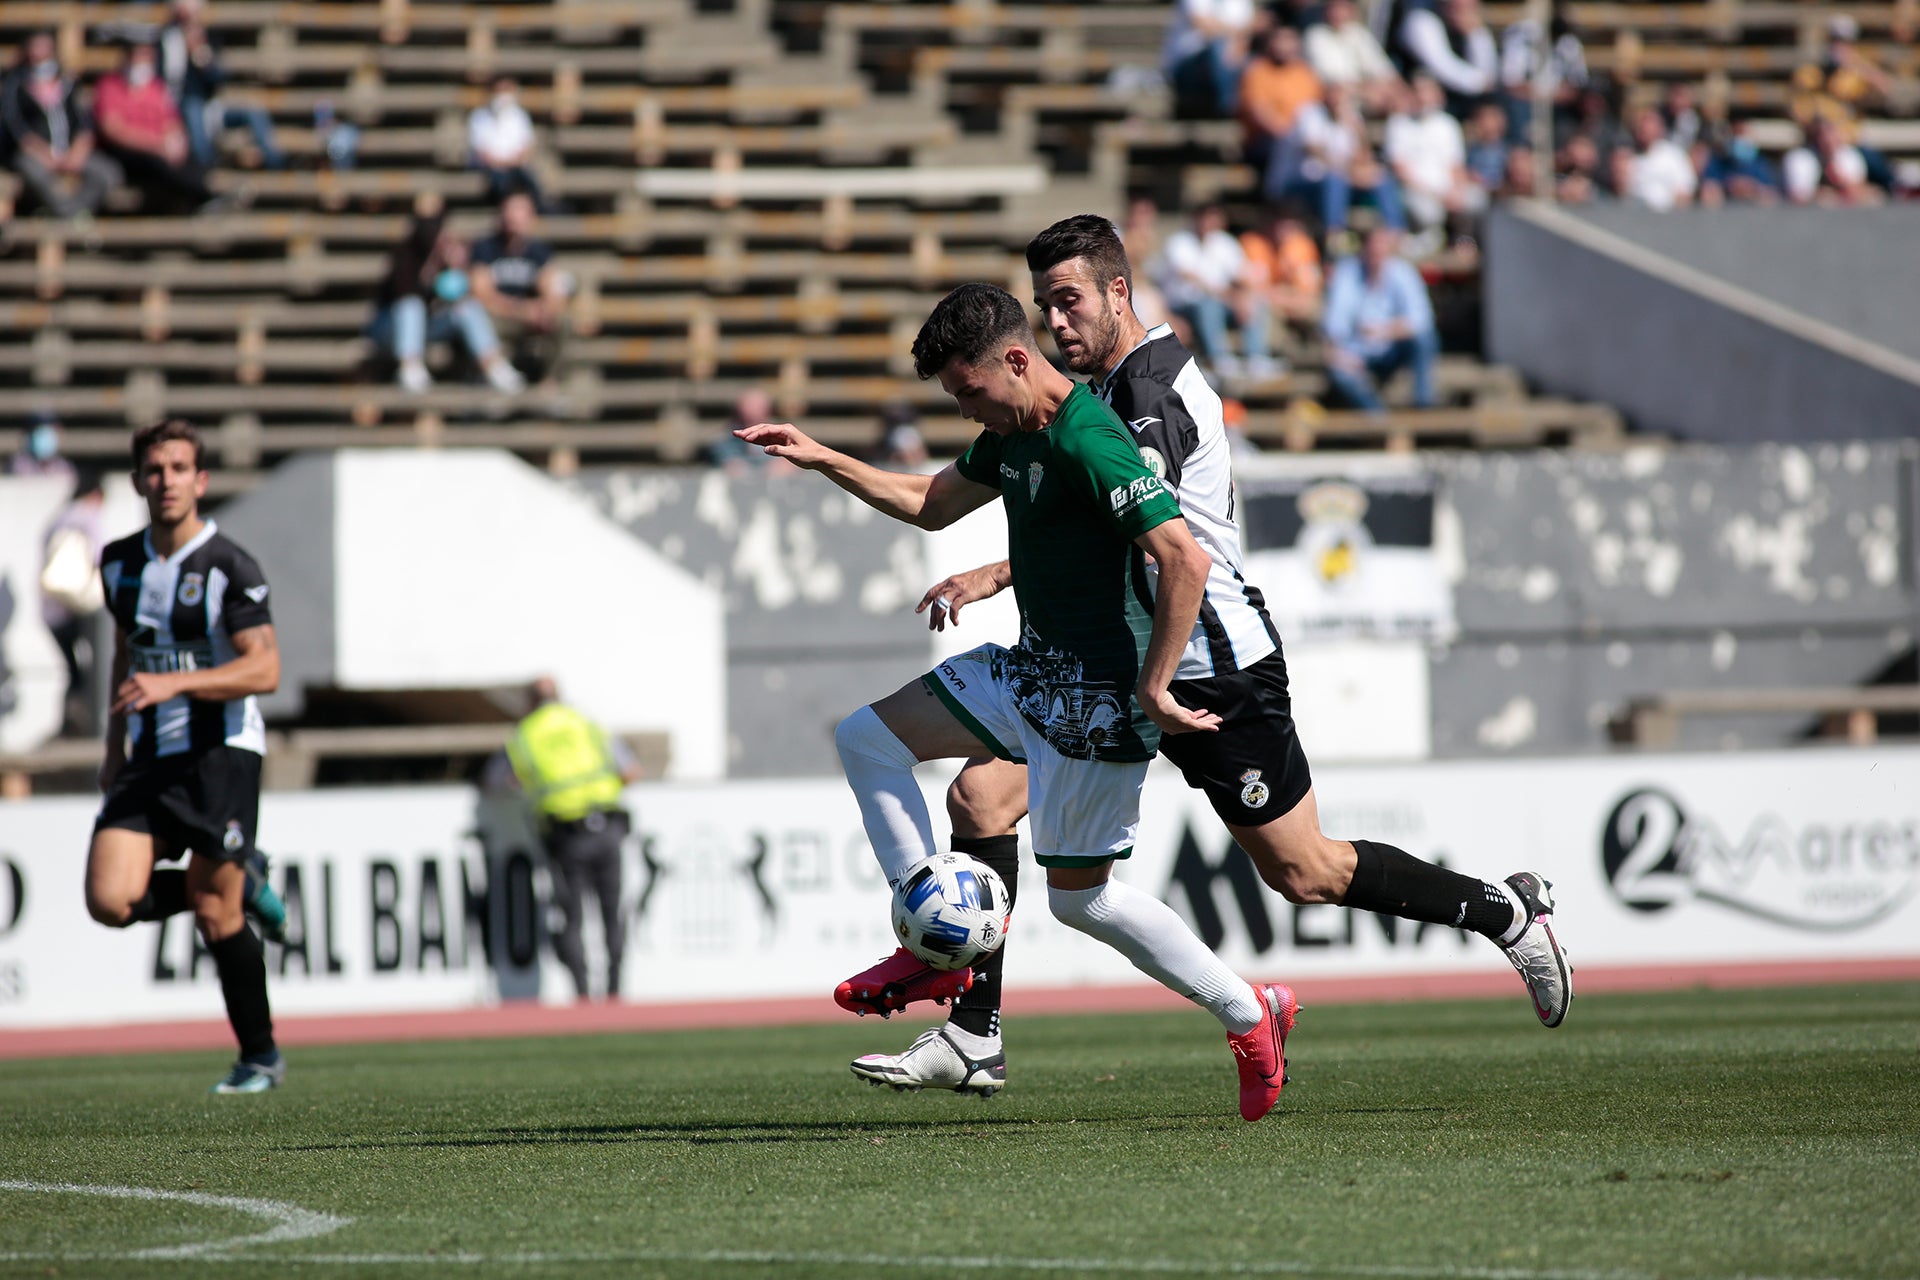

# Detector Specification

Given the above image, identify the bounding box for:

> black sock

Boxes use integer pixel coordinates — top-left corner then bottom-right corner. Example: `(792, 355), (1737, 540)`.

(948, 834), (1018, 1039)
(127, 870), (189, 922)
(207, 928), (277, 1060)
(1344, 840), (1516, 939)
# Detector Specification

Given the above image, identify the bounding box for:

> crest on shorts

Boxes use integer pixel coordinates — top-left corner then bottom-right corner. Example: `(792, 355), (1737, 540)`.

(1028, 461), (1044, 502)
(178, 573), (205, 607)
(1238, 768), (1271, 810)
(223, 819), (245, 853)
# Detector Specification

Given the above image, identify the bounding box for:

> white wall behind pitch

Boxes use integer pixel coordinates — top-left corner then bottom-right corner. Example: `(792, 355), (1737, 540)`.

(331, 450), (726, 777)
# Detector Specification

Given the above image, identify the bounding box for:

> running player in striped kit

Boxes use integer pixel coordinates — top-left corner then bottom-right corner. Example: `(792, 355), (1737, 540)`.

(84, 418), (289, 1093)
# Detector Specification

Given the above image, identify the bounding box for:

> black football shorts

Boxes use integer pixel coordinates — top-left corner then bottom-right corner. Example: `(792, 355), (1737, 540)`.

(94, 745), (263, 864)
(1158, 652), (1314, 828)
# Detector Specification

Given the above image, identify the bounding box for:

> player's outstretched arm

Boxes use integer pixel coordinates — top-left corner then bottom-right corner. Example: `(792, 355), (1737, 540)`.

(1133, 519), (1221, 737)
(915, 560), (1012, 630)
(734, 422), (997, 530)
(113, 624), (281, 715)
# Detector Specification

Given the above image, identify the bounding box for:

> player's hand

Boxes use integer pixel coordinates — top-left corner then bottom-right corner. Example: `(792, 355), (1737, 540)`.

(113, 671), (181, 715)
(733, 421), (832, 470)
(1136, 685), (1221, 736)
(914, 564), (1008, 631)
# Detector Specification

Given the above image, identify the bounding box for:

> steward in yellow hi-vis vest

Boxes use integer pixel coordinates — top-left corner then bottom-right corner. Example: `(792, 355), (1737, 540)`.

(499, 676), (639, 1000)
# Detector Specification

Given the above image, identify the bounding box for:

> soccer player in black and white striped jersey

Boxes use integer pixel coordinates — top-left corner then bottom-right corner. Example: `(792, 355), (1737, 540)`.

(84, 419), (289, 1093)
(847, 215), (1571, 1095)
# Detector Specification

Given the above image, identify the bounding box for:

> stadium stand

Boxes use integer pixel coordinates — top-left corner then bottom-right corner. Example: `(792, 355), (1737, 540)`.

(0, 0), (1704, 483)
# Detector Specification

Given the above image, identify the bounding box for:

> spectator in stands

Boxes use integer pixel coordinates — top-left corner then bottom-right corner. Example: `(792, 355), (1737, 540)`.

(1554, 133), (1602, 204)
(1322, 224), (1438, 414)
(370, 204), (525, 395)
(1270, 82), (1407, 238)
(1303, 0), (1400, 114)
(160, 0), (283, 171)
(40, 469), (107, 738)
(8, 411), (75, 479)
(704, 387), (784, 473)
(470, 190), (572, 389)
(1, 32), (122, 220)
(1155, 202), (1276, 378)
(1163, 0), (1258, 118)
(1500, 144), (1539, 198)
(93, 41), (219, 212)
(468, 76), (546, 209)
(872, 403), (930, 470)
(1238, 25), (1321, 181)
(1621, 106), (1696, 210)
(1660, 81), (1704, 152)
(1119, 195), (1173, 330)
(1398, 0), (1498, 121)
(1784, 117), (1884, 206)
(1498, 5), (1586, 143)
(1793, 15), (1898, 129)
(1566, 77), (1627, 158)
(1386, 74), (1481, 244)
(1698, 119), (1781, 206)
(1238, 201), (1322, 364)
(1464, 101), (1509, 191)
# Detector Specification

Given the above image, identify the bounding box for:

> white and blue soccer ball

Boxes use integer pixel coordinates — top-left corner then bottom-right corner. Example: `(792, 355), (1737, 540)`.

(891, 852), (1010, 972)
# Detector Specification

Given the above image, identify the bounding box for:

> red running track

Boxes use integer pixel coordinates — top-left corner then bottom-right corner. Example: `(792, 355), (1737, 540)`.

(3, 956), (1917, 1061)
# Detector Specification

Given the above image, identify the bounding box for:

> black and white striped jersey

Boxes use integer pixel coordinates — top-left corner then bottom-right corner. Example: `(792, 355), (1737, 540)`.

(100, 520), (272, 763)
(1090, 324), (1282, 681)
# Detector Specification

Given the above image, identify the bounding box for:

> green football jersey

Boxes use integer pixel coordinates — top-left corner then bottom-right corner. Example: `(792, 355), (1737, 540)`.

(955, 382), (1184, 761)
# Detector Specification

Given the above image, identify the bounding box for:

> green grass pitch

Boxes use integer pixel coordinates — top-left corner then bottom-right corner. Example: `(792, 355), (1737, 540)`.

(2, 982), (1915, 1280)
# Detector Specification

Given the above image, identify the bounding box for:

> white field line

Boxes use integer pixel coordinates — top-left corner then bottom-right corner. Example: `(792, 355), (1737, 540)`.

(0, 1184), (1863, 1280)
(0, 1180), (350, 1258)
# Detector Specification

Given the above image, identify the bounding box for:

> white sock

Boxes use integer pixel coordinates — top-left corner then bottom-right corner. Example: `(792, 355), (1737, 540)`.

(1496, 884), (1531, 947)
(834, 705), (937, 885)
(942, 1023), (1000, 1055)
(1048, 879), (1263, 1034)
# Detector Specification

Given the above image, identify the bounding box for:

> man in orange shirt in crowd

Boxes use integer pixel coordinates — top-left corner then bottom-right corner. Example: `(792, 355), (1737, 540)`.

(1239, 26), (1323, 181)
(1238, 201), (1323, 367)
(93, 41), (217, 212)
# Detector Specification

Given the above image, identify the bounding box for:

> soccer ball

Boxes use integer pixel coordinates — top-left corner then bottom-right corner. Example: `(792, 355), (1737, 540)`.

(891, 853), (1010, 972)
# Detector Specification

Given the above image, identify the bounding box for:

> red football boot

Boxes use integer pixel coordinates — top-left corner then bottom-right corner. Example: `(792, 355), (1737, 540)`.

(834, 947), (974, 1018)
(1227, 983), (1299, 1122)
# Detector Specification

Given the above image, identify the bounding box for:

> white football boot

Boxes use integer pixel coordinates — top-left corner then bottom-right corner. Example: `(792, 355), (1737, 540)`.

(1500, 872), (1573, 1028)
(851, 1026), (1006, 1098)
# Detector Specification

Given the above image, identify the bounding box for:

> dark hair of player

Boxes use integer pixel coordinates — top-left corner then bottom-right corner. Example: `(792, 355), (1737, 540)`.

(131, 418), (205, 472)
(1025, 213), (1133, 296)
(910, 283), (1034, 381)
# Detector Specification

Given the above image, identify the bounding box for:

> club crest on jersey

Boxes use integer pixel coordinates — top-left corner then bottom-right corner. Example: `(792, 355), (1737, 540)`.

(1238, 768), (1271, 810)
(223, 820), (246, 853)
(178, 573), (206, 607)
(1028, 461), (1044, 502)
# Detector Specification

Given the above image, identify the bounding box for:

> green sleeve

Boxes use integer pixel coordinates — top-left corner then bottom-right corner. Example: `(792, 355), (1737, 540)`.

(1056, 413), (1183, 540)
(955, 430), (1003, 489)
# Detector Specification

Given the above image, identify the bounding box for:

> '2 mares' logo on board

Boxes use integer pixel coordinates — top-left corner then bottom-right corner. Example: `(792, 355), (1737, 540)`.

(1601, 788), (1920, 930)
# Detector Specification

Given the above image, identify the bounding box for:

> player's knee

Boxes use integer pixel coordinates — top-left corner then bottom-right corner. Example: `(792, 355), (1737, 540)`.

(85, 893), (133, 929)
(1241, 833), (1347, 905)
(834, 705), (915, 769)
(946, 770), (1022, 839)
(1044, 879), (1108, 934)
(190, 895), (243, 941)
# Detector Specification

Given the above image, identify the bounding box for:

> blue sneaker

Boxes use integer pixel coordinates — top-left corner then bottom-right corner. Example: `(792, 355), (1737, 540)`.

(243, 850), (288, 945)
(211, 1053), (286, 1094)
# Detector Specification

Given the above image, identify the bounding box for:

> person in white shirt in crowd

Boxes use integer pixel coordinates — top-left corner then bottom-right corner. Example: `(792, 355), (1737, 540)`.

(1499, 5), (1587, 143)
(1784, 117), (1884, 206)
(1622, 106), (1696, 210)
(1303, 0), (1401, 114)
(1154, 202), (1276, 378)
(467, 75), (547, 209)
(1272, 82), (1409, 237)
(1162, 0), (1259, 118)
(1386, 74), (1482, 242)
(1399, 0), (1499, 120)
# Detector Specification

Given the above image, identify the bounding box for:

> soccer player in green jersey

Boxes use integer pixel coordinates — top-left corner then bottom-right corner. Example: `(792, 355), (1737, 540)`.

(736, 283), (1295, 1121)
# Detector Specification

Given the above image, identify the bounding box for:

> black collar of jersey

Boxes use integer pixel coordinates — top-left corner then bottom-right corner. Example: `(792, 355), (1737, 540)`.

(1091, 324), (1190, 397)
